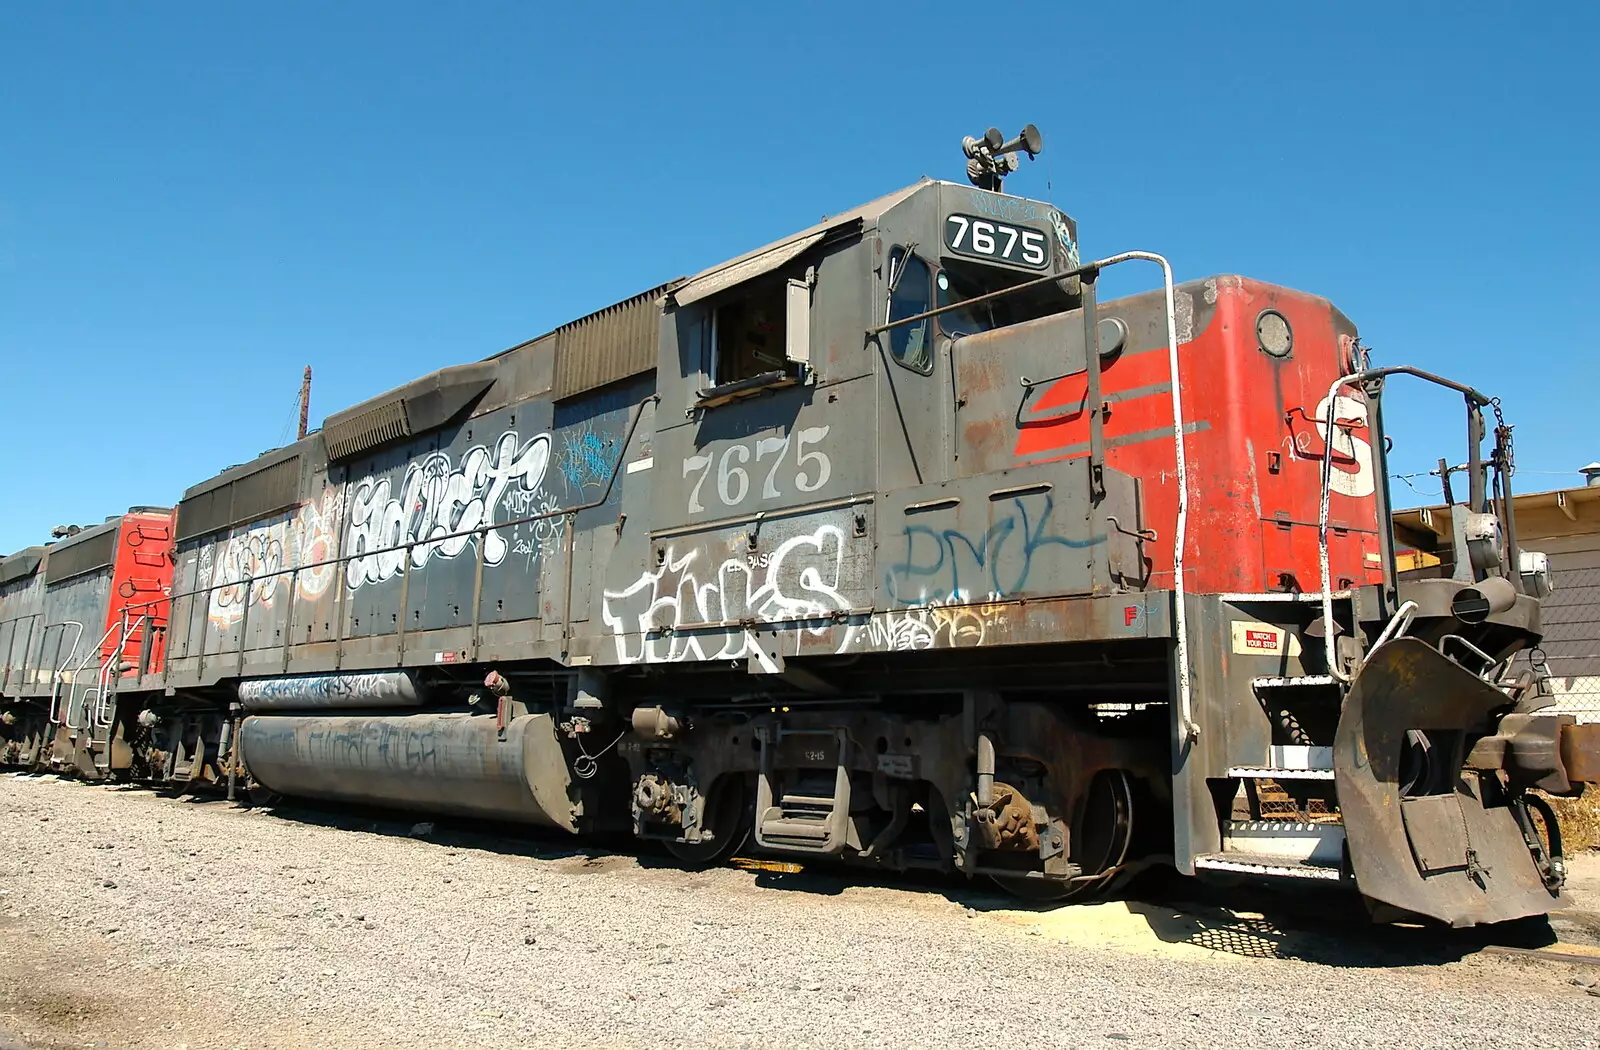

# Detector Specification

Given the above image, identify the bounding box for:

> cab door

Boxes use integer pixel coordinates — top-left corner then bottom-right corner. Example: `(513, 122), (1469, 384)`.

(874, 245), (949, 494)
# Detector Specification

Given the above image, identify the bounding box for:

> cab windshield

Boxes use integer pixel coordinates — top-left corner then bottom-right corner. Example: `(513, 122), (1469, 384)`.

(936, 260), (1073, 339)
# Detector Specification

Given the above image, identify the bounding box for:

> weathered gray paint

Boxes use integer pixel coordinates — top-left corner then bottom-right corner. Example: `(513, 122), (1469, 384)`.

(238, 711), (580, 829)
(0, 549), (47, 697)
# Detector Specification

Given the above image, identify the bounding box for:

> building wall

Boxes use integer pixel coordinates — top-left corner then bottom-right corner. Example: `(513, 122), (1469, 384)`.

(1530, 530), (1600, 722)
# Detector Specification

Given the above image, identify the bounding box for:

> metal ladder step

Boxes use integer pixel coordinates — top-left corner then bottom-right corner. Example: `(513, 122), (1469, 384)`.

(1223, 820), (1345, 865)
(1196, 816), (1346, 881)
(1229, 767), (1335, 781)
(1193, 854), (1344, 881)
(754, 728), (853, 855)
(779, 794), (837, 809)
(759, 819), (833, 842)
(1251, 675), (1336, 689)
(1228, 745), (1334, 781)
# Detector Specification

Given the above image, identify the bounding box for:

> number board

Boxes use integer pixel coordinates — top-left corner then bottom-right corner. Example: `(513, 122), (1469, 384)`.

(943, 214), (1050, 269)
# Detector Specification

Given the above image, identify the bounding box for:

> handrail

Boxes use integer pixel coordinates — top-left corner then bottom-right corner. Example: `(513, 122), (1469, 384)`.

(1368, 600), (1419, 654)
(1317, 366), (1495, 682)
(62, 621), (121, 730)
(44, 620), (85, 725)
(1087, 251), (1194, 744)
(117, 394), (660, 679)
(94, 612), (149, 727)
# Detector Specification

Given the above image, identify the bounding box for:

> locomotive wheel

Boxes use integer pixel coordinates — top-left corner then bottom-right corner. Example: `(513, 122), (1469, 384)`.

(990, 769), (1136, 902)
(662, 776), (752, 869)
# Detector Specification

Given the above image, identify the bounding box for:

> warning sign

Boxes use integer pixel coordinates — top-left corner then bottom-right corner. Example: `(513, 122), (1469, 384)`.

(1229, 621), (1303, 657)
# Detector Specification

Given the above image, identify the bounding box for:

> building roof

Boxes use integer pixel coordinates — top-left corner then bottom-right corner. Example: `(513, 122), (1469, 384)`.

(1394, 482), (1600, 552)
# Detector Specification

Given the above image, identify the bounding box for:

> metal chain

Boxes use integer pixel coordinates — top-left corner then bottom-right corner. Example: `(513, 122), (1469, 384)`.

(1490, 396), (1515, 477)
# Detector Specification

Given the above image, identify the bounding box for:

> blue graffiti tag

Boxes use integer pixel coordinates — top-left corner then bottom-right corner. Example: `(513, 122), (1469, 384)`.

(1049, 209), (1080, 270)
(556, 423), (615, 492)
(965, 189), (1044, 223)
(884, 494), (1104, 605)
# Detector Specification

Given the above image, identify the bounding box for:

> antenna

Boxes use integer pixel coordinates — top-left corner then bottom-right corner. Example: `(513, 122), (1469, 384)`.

(298, 366), (312, 440)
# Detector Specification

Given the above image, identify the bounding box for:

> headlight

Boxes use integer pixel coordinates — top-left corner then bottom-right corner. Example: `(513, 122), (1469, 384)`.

(1462, 511), (1504, 574)
(1519, 550), (1554, 598)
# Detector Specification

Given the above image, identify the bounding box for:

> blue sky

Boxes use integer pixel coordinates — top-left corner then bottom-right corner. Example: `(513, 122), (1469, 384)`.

(1, 3), (1595, 553)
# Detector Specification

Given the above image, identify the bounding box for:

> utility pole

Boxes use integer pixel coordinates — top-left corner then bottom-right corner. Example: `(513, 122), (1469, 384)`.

(297, 366), (312, 440)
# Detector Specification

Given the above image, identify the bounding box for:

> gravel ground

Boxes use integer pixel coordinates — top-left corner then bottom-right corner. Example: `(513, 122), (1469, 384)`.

(3, 772), (1600, 1050)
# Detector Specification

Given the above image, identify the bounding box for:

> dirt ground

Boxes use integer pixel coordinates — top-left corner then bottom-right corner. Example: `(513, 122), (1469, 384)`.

(3, 772), (1600, 1050)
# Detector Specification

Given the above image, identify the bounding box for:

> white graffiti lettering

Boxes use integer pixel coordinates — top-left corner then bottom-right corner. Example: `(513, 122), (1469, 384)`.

(601, 525), (853, 664)
(204, 489), (345, 628)
(345, 431), (551, 590)
(860, 593), (1005, 652)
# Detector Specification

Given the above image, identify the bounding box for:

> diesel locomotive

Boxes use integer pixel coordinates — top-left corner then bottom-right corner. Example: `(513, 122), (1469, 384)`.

(3, 127), (1595, 926)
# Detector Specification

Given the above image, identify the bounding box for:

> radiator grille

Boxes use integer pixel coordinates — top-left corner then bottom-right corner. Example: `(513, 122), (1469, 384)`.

(176, 456), (302, 541)
(323, 398), (412, 461)
(44, 529), (116, 584)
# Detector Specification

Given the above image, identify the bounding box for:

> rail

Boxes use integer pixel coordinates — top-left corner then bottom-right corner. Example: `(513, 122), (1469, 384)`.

(116, 394), (660, 688)
(59, 620), (121, 730)
(42, 620), (85, 725)
(1317, 366), (1495, 682)
(93, 611), (150, 726)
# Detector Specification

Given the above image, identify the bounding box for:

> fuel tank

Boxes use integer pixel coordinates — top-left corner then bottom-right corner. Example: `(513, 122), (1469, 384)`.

(237, 711), (580, 830)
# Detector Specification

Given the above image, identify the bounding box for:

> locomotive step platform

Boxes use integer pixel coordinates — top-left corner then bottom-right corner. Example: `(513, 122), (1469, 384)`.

(1227, 745), (1335, 781)
(1196, 817), (1347, 881)
(1192, 853), (1346, 881)
(1250, 675), (1337, 689)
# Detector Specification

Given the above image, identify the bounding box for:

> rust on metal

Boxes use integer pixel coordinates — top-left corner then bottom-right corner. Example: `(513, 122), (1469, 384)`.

(1561, 723), (1600, 785)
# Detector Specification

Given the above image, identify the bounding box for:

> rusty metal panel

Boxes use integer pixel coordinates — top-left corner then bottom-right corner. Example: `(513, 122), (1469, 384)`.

(551, 284), (672, 401)
(1400, 795), (1472, 874)
(599, 504), (874, 667)
(1335, 638), (1562, 925)
(1561, 722), (1600, 783)
(877, 459), (1116, 609)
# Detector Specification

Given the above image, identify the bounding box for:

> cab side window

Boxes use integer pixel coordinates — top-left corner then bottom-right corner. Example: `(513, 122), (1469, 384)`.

(712, 279), (788, 386)
(886, 247), (933, 375)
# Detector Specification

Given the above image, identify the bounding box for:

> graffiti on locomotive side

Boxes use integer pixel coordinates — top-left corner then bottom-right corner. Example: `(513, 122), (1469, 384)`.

(204, 490), (345, 627)
(345, 430), (551, 590)
(884, 493), (1100, 606)
(601, 525), (853, 664)
(864, 594), (1007, 651)
(556, 421), (616, 494)
(238, 671), (414, 705)
(965, 190), (1043, 223)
